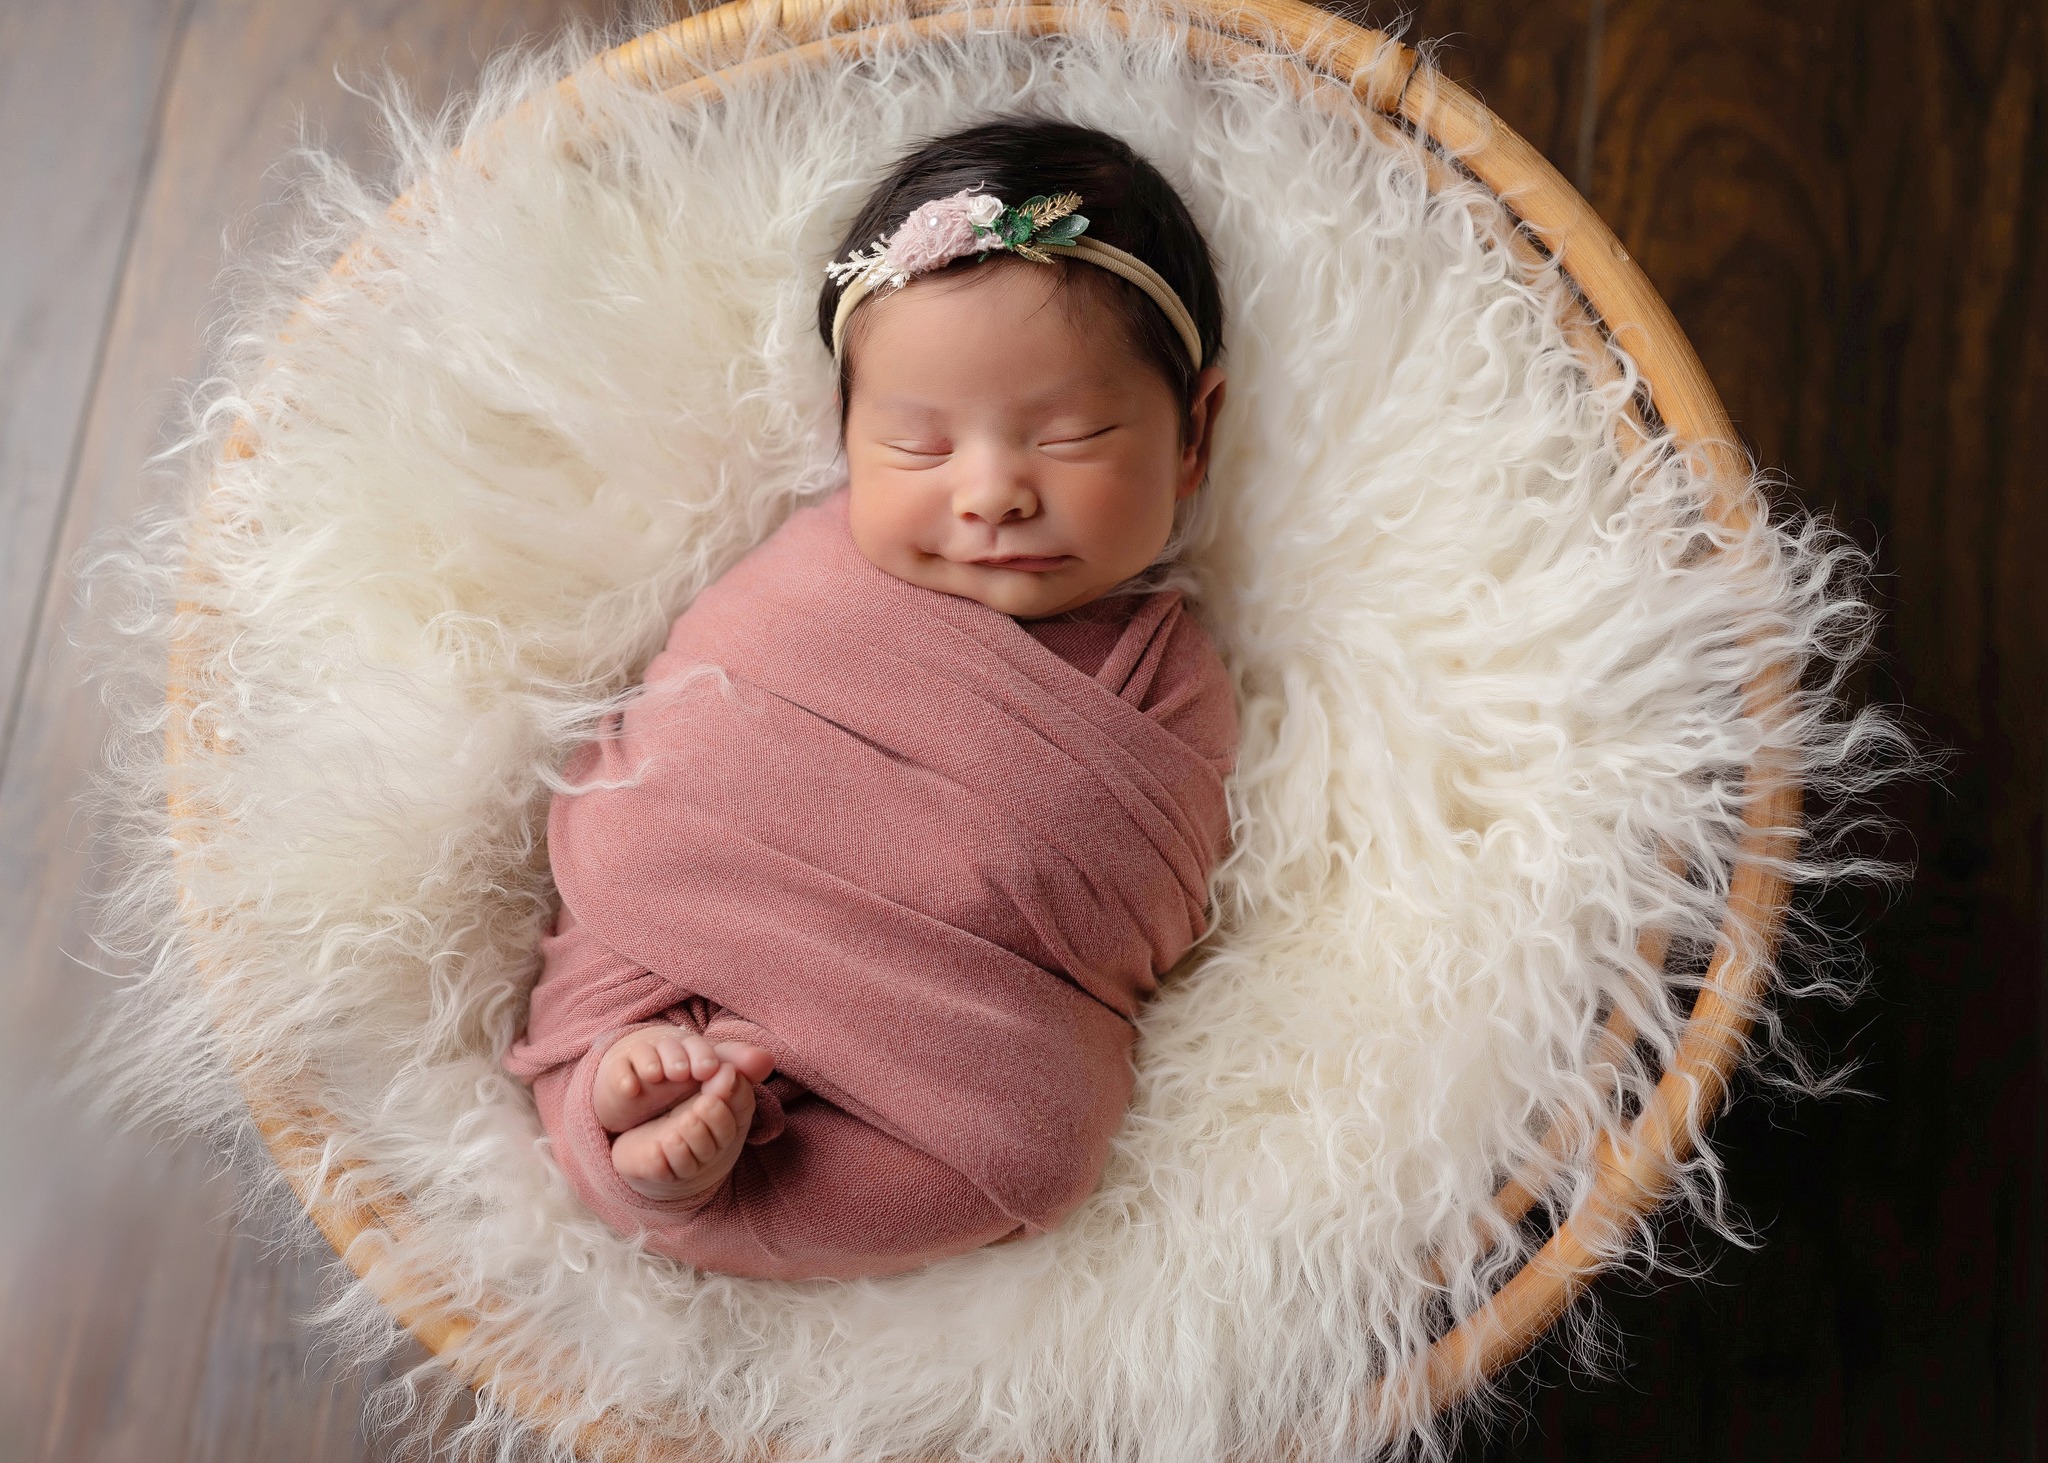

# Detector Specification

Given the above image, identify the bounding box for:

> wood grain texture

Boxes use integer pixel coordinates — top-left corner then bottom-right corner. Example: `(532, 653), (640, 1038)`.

(0, 0), (192, 801)
(1400, 1), (2046, 1457)
(1333, 0), (1599, 191)
(0, 2), (625, 1460)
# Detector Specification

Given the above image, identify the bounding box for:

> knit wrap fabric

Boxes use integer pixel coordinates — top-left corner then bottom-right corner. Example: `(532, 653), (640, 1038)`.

(506, 487), (1240, 1279)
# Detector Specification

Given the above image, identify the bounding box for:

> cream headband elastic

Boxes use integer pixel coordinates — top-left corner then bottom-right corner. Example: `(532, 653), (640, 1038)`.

(824, 188), (1204, 372)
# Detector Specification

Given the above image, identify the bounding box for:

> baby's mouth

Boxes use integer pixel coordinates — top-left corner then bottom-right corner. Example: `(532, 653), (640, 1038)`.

(972, 554), (1071, 572)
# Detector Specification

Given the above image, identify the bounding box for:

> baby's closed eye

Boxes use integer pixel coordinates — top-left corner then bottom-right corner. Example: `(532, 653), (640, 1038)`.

(877, 426), (1116, 459)
(1037, 424), (1119, 453)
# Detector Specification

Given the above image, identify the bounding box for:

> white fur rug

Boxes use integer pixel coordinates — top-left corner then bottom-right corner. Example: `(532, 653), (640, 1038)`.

(77, 1), (1895, 1459)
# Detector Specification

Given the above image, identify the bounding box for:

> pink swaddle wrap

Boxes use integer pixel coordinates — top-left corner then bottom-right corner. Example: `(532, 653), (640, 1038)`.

(506, 486), (1238, 1279)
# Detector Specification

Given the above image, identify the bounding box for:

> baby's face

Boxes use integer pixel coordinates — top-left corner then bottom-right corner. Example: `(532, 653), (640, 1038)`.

(841, 259), (1224, 619)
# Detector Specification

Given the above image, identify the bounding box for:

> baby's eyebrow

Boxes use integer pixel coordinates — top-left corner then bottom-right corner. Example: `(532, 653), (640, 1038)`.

(862, 395), (948, 416)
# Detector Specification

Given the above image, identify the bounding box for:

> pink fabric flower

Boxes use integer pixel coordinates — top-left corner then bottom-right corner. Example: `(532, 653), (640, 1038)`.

(881, 188), (996, 277)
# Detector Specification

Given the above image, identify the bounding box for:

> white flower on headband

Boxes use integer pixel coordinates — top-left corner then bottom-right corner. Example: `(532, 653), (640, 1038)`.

(823, 188), (1091, 294)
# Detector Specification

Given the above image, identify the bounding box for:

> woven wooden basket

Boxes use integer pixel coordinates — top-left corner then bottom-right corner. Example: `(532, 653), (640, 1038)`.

(164, 0), (1800, 1455)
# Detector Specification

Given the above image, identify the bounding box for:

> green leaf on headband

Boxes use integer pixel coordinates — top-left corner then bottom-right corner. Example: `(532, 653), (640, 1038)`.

(1039, 213), (1088, 244)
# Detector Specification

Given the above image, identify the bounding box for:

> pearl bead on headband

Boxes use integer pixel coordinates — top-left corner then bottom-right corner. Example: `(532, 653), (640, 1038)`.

(824, 187), (1204, 371)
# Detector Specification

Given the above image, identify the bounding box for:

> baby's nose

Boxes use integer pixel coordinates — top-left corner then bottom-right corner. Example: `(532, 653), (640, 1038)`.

(952, 475), (1039, 524)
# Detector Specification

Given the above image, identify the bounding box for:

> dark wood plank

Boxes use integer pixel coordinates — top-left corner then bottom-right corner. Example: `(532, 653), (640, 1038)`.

(0, 0), (191, 806)
(1432, 2), (2046, 1458)
(0, 2), (622, 1459)
(1338, 0), (1600, 189)
(1432, 2), (1602, 193)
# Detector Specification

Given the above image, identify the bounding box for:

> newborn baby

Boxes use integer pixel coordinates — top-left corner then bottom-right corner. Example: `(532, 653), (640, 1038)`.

(507, 117), (1239, 1279)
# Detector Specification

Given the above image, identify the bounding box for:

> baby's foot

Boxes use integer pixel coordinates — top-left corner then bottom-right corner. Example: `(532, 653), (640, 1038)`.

(611, 1051), (773, 1205)
(593, 1025), (723, 1134)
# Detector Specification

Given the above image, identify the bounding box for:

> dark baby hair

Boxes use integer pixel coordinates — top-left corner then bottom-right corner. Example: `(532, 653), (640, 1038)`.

(817, 116), (1225, 437)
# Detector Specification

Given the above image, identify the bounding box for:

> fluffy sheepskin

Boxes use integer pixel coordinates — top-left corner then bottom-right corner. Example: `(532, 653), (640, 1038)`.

(74, 1), (1901, 1458)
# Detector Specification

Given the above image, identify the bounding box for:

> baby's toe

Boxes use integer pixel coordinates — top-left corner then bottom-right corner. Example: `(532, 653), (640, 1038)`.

(652, 1033), (696, 1083)
(695, 1080), (751, 1151)
(681, 1032), (722, 1082)
(657, 1111), (719, 1174)
(628, 1042), (668, 1087)
(713, 1040), (776, 1084)
(722, 1066), (758, 1123)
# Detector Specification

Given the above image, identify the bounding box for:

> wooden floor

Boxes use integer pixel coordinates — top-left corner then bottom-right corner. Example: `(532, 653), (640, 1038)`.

(0, 1), (2039, 1459)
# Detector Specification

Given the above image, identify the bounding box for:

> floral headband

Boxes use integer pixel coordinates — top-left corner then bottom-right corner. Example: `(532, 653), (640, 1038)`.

(824, 187), (1204, 370)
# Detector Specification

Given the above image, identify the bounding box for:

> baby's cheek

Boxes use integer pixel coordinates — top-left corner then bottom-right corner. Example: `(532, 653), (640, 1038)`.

(847, 493), (949, 593)
(1072, 468), (1173, 567)
(845, 483), (911, 567)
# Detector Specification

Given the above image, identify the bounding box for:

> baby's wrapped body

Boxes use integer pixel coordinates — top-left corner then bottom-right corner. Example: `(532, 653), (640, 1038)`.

(507, 487), (1238, 1280)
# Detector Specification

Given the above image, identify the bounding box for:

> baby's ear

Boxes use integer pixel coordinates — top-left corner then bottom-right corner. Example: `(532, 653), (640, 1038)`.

(1178, 366), (1228, 496)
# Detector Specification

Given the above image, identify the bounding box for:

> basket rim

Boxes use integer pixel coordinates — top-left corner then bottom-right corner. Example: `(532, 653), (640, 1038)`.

(162, 0), (1803, 1454)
